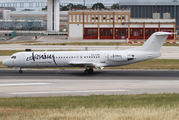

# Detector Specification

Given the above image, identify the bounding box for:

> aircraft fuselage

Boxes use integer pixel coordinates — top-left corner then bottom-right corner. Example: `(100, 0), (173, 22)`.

(3, 50), (161, 68)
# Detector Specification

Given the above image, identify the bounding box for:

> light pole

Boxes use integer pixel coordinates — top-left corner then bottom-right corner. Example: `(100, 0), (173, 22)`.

(173, 0), (177, 20)
(173, 0), (177, 38)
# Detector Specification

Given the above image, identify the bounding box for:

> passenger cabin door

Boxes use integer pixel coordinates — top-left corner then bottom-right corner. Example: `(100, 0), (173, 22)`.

(19, 53), (25, 66)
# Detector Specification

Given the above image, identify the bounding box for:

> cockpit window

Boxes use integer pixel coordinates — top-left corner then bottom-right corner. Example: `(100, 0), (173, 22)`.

(11, 56), (16, 59)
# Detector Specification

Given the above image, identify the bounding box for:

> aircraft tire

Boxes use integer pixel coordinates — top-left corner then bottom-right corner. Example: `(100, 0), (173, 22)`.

(89, 69), (93, 73)
(19, 70), (23, 73)
(84, 70), (89, 74)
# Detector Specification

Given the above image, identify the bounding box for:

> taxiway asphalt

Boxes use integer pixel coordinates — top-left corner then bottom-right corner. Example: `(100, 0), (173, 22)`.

(0, 69), (179, 97)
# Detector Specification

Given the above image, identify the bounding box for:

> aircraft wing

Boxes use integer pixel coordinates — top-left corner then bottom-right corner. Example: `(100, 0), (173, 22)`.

(68, 61), (107, 67)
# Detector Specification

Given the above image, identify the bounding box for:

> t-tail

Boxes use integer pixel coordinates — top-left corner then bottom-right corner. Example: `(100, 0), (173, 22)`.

(139, 32), (173, 51)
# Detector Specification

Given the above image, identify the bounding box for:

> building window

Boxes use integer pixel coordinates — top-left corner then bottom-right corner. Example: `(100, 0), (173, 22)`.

(140, 29), (142, 36)
(69, 15), (72, 22)
(73, 15), (75, 22)
(126, 15), (128, 22)
(77, 15), (79, 22)
(81, 15), (83, 22)
(84, 15), (87, 22)
(99, 15), (102, 22)
(88, 15), (90, 22)
(130, 29), (133, 36)
(116, 29), (118, 36)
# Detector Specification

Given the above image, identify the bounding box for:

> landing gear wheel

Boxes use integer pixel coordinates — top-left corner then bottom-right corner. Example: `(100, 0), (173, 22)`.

(19, 70), (22, 73)
(84, 70), (89, 74)
(89, 69), (93, 73)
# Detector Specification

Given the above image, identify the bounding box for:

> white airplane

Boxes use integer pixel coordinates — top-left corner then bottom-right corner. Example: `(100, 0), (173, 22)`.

(2, 32), (172, 74)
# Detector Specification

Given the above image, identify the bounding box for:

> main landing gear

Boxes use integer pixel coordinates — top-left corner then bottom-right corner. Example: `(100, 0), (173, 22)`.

(19, 69), (22, 73)
(84, 68), (93, 74)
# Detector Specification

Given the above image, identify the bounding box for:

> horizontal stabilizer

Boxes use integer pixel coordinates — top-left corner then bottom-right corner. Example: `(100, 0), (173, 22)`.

(155, 32), (174, 36)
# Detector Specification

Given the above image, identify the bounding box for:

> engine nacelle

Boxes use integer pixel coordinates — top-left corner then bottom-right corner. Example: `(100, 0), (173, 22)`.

(108, 53), (135, 62)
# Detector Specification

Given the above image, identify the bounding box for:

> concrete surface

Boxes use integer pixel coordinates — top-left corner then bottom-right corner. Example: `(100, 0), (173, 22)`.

(0, 69), (179, 97)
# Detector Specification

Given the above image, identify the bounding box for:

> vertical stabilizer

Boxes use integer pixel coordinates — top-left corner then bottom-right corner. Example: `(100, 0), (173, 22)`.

(139, 32), (173, 51)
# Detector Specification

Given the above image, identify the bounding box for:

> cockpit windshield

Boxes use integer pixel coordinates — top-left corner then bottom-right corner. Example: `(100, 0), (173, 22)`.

(11, 56), (16, 59)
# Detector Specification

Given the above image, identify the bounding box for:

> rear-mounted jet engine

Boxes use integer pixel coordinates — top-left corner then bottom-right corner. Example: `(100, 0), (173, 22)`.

(108, 53), (135, 62)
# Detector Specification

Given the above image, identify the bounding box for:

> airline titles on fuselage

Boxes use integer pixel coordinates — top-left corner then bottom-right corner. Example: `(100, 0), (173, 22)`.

(25, 52), (101, 65)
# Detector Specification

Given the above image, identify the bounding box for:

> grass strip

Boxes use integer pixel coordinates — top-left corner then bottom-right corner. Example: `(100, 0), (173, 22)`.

(0, 50), (24, 56)
(0, 50), (75, 56)
(0, 62), (6, 68)
(1, 107), (179, 120)
(0, 94), (178, 109)
(1, 59), (179, 69)
(0, 94), (179, 119)
(0, 41), (38, 44)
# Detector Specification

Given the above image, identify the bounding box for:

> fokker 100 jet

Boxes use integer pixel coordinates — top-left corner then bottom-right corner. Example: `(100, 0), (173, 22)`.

(3, 32), (172, 74)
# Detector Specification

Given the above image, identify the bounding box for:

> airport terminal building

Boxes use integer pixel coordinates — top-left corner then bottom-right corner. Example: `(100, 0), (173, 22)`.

(68, 10), (176, 40)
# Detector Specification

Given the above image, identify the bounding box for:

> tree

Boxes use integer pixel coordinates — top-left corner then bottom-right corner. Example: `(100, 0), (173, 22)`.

(42, 6), (47, 11)
(67, 3), (74, 9)
(91, 3), (105, 9)
(60, 5), (69, 11)
(75, 4), (87, 9)
(67, 3), (86, 10)
(111, 3), (120, 9)
(41, 3), (87, 11)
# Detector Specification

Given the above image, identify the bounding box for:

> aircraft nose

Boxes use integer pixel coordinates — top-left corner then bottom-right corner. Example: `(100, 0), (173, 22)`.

(2, 59), (8, 66)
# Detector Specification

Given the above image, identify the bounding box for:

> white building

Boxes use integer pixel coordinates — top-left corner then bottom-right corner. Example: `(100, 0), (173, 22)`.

(2, 9), (11, 20)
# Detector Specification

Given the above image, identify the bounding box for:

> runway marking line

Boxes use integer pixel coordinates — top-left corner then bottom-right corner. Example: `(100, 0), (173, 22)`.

(8, 90), (130, 95)
(0, 83), (50, 87)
